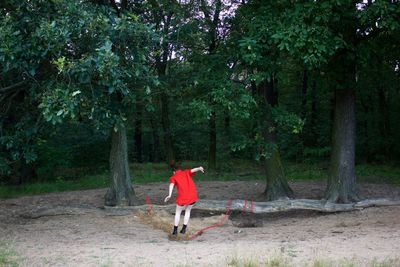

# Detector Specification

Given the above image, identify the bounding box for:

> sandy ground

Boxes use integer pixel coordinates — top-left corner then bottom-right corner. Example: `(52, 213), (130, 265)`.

(1, 180), (400, 267)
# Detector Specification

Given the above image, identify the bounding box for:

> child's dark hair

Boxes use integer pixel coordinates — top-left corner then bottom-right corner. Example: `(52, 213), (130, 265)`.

(169, 160), (180, 171)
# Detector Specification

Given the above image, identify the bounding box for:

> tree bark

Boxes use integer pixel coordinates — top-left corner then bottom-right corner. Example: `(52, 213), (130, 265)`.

(134, 101), (143, 163)
(9, 160), (37, 185)
(262, 111), (294, 200)
(201, 0), (221, 171)
(310, 79), (317, 143)
(326, 88), (359, 203)
(378, 85), (390, 159)
(161, 93), (175, 164)
(301, 69), (308, 120)
(155, 11), (175, 165)
(149, 116), (161, 163)
(208, 111), (217, 170)
(261, 77), (294, 200)
(105, 126), (139, 206)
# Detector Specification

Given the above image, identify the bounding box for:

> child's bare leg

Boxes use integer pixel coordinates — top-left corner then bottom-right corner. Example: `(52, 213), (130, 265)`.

(181, 204), (194, 234)
(173, 205), (185, 235)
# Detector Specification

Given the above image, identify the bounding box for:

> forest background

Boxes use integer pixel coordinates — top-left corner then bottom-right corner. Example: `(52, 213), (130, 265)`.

(1, 0), (399, 204)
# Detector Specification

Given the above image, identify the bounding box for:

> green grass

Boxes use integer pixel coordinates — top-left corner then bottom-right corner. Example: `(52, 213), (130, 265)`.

(0, 174), (108, 199)
(0, 241), (19, 267)
(224, 255), (400, 267)
(285, 162), (400, 185)
(226, 255), (260, 267)
(285, 163), (329, 182)
(0, 160), (399, 199)
(356, 164), (400, 185)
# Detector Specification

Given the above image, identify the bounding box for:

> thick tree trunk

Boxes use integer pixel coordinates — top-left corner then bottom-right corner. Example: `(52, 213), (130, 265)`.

(134, 102), (143, 163)
(208, 111), (217, 170)
(378, 85), (390, 159)
(262, 110), (294, 200)
(105, 126), (139, 206)
(301, 69), (308, 120)
(161, 93), (175, 164)
(202, 0), (221, 170)
(261, 77), (294, 200)
(300, 69), (309, 148)
(153, 10), (175, 165)
(149, 116), (161, 163)
(310, 80), (317, 129)
(9, 161), (37, 185)
(359, 94), (372, 162)
(263, 148), (294, 200)
(326, 88), (359, 203)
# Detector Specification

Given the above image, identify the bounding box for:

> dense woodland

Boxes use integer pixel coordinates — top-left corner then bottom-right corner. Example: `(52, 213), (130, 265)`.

(1, 0), (399, 205)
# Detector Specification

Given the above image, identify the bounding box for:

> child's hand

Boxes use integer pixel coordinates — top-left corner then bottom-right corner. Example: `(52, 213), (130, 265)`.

(164, 195), (171, 202)
(199, 166), (205, 173)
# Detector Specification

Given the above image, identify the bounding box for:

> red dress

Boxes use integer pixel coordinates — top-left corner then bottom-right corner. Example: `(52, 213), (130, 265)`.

(169, 169), (198, 206)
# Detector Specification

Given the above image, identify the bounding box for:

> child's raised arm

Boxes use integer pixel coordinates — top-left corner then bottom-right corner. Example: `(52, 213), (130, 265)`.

(190, 166), (205, 174)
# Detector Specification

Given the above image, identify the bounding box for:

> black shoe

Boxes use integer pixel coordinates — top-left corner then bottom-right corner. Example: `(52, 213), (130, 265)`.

(180, 224), (187, 234)
(172, 226), (178, 235)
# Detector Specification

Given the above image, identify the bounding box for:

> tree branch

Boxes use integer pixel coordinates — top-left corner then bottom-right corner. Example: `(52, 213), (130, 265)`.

(121, 0), (127, 11)
(0, 81), (26, 94)
(109, 0), (120, 16)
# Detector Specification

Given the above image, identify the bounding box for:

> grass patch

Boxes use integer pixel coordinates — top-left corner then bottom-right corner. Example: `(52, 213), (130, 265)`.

(0, 241), (19, 267)
(226, 255), (260, 267)
(370, 257), (400, 267)
(285, 163), (328, 182)
(0, 174), (108, 199)
(225, 255), (400, 267)
(356, 164), (400, 185)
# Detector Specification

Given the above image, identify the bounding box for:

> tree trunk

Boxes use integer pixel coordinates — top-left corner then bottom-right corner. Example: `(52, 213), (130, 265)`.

(301, 69), (308, 120)
(161, 93), (175, 164)
(310, 79), (317, 141)
(378, 85), (390, 159)
(261, 77), (294, 200)
(201, 0), (221, 171)
(208, 111), (217, 170)
(105, 126), (139, 206)
(359, 93), (372, 162)
(134, 102), (143, 163)
(326, 88), (359, 203)
(149, 116), (161, 163)
(300, 69), (308, 150)
(9, 161), (37, 185)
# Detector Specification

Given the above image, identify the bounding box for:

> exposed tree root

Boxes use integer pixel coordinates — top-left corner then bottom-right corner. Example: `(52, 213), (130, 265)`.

(194, 198), (400, 213)
(20, 198), (400, 219)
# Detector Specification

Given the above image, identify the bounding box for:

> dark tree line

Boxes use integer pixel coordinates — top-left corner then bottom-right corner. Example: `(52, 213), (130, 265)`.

(1, 0), (399, 205)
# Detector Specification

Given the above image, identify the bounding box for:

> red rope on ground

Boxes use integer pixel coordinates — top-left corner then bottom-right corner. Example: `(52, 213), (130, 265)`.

(189, 199), (233, 240)
(145, 196), (153, 215)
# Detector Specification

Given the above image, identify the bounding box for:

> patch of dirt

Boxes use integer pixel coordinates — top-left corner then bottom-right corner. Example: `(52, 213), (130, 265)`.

(1, 181), (400, 266)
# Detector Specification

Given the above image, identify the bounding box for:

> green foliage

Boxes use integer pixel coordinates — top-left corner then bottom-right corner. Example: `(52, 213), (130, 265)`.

(1, 0), (400, 187)
(272, 107), (304, 134)
(37, 2), (155, 130)
(35, 123), (109, 181)
(0, 0), (156, 183)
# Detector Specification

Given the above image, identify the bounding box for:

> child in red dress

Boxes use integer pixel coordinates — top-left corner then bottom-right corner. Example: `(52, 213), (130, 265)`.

(164, 163), (205, 235)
